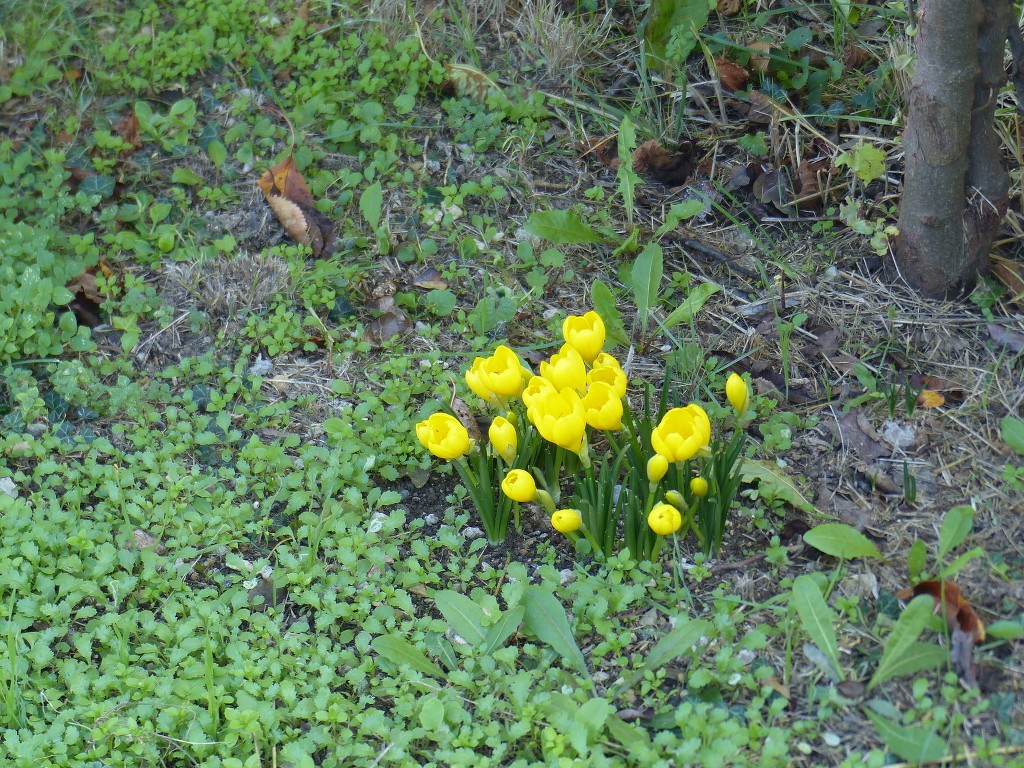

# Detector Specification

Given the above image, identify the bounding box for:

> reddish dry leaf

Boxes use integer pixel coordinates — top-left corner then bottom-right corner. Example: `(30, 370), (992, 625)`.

(117, 112), (141, 151)
(991, 255), (1024, 305)
(716, 0), (742, 14)
(632, 140), (698, 186)
(258, 155), (315, 208)
(66, 262), (112, 328)
(715, 57), (749, 91)
(897, 580), (985, 687)
(582, 136), (698, 186)
(258, 155), (335, 258)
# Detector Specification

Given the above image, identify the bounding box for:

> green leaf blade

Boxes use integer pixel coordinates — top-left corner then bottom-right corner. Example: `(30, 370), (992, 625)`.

(522, 586), (587, 675)
(869, 594), (935, 690)
(803, 522), (882, 560)
(524, 210), (602, 244)
(792, 575), (843, 681)
(433, 589), (487, 646)
(630, 242), (663, 329)
(662, 281), (719, 329)
(371, 635), (446, 679)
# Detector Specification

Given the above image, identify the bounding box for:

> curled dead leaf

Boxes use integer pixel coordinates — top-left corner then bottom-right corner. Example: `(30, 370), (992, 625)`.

(991, 255), (1024, 306)
(127, 528), (167, 554)
(843, 44), (872, 70)
(896, 580), (984, 687)
(258, 155), (315, 207)
(632, 140), (698, 186)
(363, 310), (413, 344)
(716, 0), (742, 15)
(748, 41), (773, 73)
(449, 397), (483, 444)
(411, 266), (448, 290)
(258, 155), (336, 258)
(752, 168), (794, 215)
(715, 57), (749, 92)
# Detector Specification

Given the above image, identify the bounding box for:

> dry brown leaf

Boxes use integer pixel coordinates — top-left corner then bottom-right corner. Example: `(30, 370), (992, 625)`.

(580, 135), (617, 167)
(441, 63), (501, 101)
(450, 397), (483, 444)
(908, 373), (965, 404)
(748, 41), (773, 73)
(987, 322), (1024, 353)
(632, 140), (698, 186)
(267, 195), (317, 250)
(411, 266), (448, 290)
(258, 155), (336, 257)
(66, 262), (111, 328)
(127, 528), (167, 554)
(363, 310), (413, 344)
(117, 112), (141, 151)
(258, 155), (315, 208)
(716, 0), (742, 14)
(991, 255), (1024, 305)
(896, 580), (985, 687)
(752, 168), (794, 214)
(715, 57), (749, 92)
(843, 44), (872, 69)
(831, 410), (888, 461)
(916, 389), (945, 409)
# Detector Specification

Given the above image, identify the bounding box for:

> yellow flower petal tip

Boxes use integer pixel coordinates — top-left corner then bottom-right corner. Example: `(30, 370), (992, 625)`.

(648, 502), (683, 536)
(726, 373), (750, 415)
(690, 477), (709, 497)
(416, 412), (472, 460)
(501, 469), (537, 503)
(551, 508), (582, 534)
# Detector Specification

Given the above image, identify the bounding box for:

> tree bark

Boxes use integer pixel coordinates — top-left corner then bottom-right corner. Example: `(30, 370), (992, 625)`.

(892, 0), (1010, 298)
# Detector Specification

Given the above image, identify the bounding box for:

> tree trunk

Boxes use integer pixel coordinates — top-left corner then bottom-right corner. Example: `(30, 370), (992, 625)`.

(892, 0), (1010, 298)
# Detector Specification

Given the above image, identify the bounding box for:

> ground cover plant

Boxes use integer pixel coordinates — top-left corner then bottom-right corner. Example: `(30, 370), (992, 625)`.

(1, 0), (1023, 765)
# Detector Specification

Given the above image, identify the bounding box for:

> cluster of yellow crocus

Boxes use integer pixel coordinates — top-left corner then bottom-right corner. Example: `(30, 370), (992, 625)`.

(415, 303), (755, 555)
(643, 372), (751, 541)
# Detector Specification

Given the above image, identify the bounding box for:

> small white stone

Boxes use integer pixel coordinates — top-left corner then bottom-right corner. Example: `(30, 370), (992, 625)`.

(822, 732), (841, 747)
(463, 526), (485, 540)
(424, 514), (439, 525)
(0, 478), (17, 498)
(737, 648), (756, 665)
(558, 569), (576, 586)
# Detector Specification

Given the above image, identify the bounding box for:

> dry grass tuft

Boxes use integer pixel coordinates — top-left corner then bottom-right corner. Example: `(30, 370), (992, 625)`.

(163, 253), (292, 319)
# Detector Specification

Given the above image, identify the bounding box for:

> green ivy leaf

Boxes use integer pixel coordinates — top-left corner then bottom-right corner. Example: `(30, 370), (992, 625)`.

(803, 522), (882, 559)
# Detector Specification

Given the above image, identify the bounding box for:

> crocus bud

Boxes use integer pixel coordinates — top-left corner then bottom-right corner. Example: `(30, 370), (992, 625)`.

(647, 454), (669, 484)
